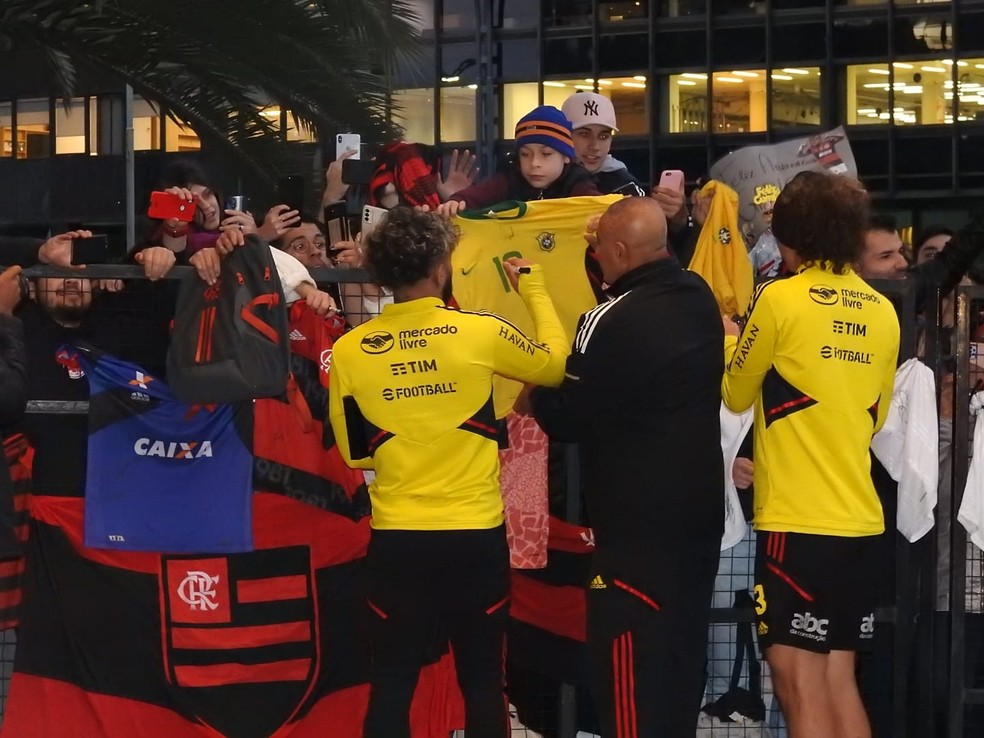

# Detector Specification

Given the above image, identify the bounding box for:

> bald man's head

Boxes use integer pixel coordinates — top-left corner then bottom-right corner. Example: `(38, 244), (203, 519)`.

(593, 196), (669, 285)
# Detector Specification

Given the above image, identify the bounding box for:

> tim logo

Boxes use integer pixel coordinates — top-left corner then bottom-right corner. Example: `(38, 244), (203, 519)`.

(583, 100), (600, 117)
(55, 348), (85, 380)
(361, 331), (394, 354)
(809, 285), (839, 305)
(536, 232), (556, 252)
(178, 571), (221, 611)
(128, 371), (154, 390)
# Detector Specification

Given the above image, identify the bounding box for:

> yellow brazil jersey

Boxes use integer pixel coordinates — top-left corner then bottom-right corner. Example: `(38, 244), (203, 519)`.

(451, 195), (622, 417)
(328, 267), (569, 531)
(722, 264), (900, 537)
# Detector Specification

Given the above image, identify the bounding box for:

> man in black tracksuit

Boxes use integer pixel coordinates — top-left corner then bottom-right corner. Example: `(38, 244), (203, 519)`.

(522, 196), (725, 737)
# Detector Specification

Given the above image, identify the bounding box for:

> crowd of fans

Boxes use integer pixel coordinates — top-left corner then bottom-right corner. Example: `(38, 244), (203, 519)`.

(1, 90), (984, 737)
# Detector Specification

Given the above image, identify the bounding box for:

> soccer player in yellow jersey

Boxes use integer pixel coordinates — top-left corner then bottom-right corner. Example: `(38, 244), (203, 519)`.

(327, 207), (569, 738)
(722, 171), (900, 738)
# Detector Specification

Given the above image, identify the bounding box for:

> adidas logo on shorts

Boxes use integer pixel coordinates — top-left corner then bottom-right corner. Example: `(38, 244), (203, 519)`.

(589, 575), (607, 590)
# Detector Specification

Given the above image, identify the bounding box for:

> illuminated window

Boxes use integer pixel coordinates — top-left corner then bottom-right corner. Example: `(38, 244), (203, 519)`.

(600, 1), (649, 22)
(659, 0), (705, 16)
(54, 97), (86, 154)
(258, 105), (282, 134)
(392, 89), (436, 145)
(503, 82), (541, 138)
(440, 85), (476, 143)
(846, 59), (984, 126)
(286, 113), (317, 143)
(596, 76), (649, 135)
(0, 102), (14, 158)
(668, 73), (709, 133)
(165, 116), (201, 152)
(772, 68), (822, 128)
(16, 98), (50, 158)
(132, 97), (161, 151)
(711, 71), (768, 134)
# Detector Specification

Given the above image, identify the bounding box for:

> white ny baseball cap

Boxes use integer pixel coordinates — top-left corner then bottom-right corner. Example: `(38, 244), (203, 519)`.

(561, 92), (619, 132)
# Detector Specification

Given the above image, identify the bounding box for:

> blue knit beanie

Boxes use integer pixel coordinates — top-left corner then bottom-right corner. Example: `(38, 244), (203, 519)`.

(515, 105), (575, 160)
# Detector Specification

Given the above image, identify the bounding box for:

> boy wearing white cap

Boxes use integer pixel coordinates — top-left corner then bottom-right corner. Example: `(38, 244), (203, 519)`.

(561, 92), (646, 197)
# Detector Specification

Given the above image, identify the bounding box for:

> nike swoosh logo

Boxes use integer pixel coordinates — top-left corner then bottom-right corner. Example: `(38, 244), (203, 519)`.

(460, 264), (477, 276)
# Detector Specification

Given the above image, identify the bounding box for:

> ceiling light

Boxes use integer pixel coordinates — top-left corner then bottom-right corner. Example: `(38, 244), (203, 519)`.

(857, 108), (876, 114)
(441, 75), (459, 83)
(862, 83), (890, 88)
(716, 76), (745, 83)
(543, 81), (566, 87)
(782, 68), (810, 75)
(633, 75), (646, 81)
(676, 80), (698, 86)
(682, 73), (708, 79)
(868, 68), (890, 75)
(771, 74), (793, 80)
(574, 84), (594, 90)
(893, 63), (914, 69)
(921, 66), (946, 73)
(621, 82), (646, 88)
(598, 80), (613, 86)
(732, 71), (759, 78)
(466, 84), (477, 90)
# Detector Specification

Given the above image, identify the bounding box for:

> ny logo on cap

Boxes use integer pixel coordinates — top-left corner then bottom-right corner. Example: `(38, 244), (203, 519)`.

(584, 100), (599, 116)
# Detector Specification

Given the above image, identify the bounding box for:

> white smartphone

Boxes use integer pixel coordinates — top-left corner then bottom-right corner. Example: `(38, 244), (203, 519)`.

(336, 133), (361, 160)
(361, 205), (388, 241)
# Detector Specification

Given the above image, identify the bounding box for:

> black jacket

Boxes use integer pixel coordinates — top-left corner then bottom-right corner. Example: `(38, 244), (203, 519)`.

(911, 206), (984, 310)
(0, 313), (28, 557)
(529, 258), (725, 568)
(592, 168), (647, 198)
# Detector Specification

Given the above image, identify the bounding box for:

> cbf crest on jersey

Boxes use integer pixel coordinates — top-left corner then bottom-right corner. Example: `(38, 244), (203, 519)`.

(536, 231), (557, 252)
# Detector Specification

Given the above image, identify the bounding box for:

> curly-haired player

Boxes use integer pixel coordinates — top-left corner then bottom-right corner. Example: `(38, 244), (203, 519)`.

(328, 207), (569, 738)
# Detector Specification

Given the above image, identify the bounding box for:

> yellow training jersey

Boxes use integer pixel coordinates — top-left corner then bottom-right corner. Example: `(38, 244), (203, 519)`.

(722, 264), (900, 537)
(328, 266), (569, 531)
(451, 195), (622, 416)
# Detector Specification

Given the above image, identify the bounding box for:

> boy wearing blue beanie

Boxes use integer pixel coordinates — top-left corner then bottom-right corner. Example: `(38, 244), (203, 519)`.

(438, 105), (600, 217)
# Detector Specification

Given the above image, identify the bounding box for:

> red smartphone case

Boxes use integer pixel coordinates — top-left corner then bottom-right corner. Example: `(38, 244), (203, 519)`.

(148, 191), (196, 222)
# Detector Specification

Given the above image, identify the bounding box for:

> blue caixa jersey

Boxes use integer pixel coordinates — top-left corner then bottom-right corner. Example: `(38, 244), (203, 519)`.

(75, 344), (253, 553)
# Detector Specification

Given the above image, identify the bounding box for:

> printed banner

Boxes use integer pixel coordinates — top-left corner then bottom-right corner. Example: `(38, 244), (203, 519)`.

(709, 127), (857, 244)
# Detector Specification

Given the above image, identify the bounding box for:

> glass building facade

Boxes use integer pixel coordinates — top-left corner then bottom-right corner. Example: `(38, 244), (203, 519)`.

(392, 0), (984, 207)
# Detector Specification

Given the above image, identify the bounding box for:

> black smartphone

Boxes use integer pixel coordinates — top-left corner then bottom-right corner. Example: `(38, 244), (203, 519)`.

(341, 158), (376, 186)
(70, 235), (110, 265)
(277, 175), (306, 215)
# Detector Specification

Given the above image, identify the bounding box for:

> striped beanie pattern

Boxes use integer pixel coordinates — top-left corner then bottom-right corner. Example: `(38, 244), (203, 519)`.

(515, 105), (575, 159)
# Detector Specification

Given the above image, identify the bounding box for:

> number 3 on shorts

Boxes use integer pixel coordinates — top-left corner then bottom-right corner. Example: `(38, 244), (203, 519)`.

(753, 584), (767, 615)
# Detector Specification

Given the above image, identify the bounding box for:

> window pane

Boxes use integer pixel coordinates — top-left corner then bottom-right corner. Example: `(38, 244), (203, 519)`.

(660, 0), (706, 16)
(165, 116), (201, 152)
(598, 76), (650, 135)
(543, 0), (592, 27)
(286, 113), (316, 143)
(601, 1), (649, 23)
(894, 13), (952, 56)
(55, 97), (85, 155)
(845, 63), (891, 125)
(711, 71), (767, 133)
(88, 96), (98, 155)
(442, 0), (473, 31)
(667, 73), (709, 133)
(834, 15), (888, 58)
(16, 98), (50, 158)
(953, 56), (984, 124)
(132, 97), (161, 151)
(772, 67), (822, 128)
(502, 0), (538, 29)
(713, 26), (766, 66)
(392, 88), (436, 145)
(545, 37), (594, 76)
(655, 29), (706, 68)
(600, 34), (649, 73)
(440, 85), (476, 143)
(542, 79), (595, 110)
(0, 102), (13, 159)
(503, 82), (541, 138)
(715, 0), (766, 15)
(774, 22), (827, 63)
(408, 0), (435, 31)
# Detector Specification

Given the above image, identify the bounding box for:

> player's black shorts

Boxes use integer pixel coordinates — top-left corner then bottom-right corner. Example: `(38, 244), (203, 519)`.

(753, 531), (881, 653)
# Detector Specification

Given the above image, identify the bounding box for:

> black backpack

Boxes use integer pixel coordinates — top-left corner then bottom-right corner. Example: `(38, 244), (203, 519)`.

(167, 235), (289, 403)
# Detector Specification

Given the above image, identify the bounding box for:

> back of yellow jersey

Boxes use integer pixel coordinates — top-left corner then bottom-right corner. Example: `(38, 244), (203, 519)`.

(451, 195), (621, 416)
(723, 265), (901, 536)
(328, 269), (569, 531)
